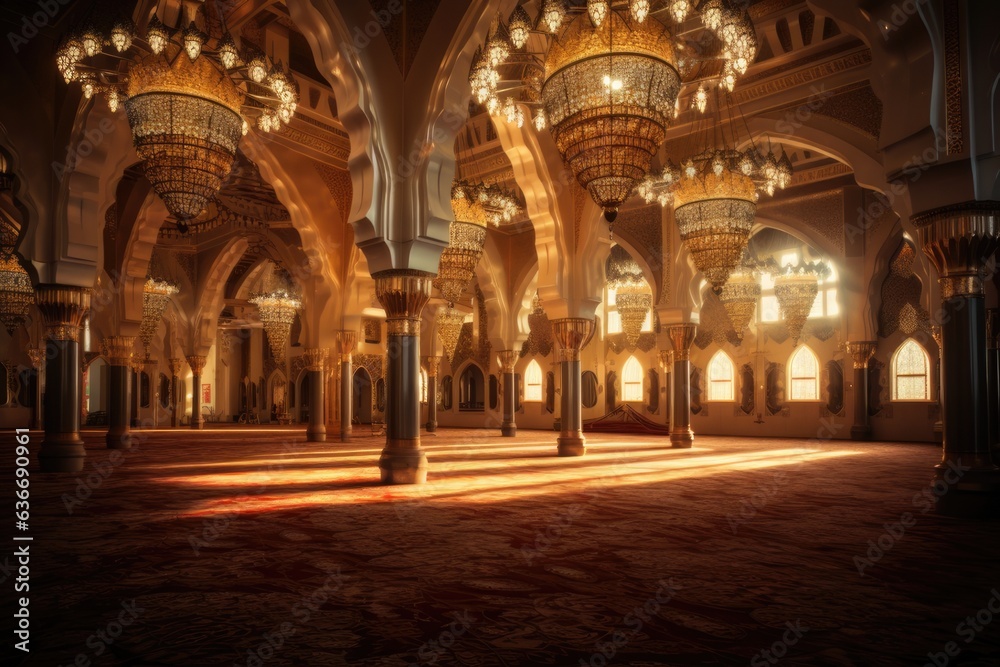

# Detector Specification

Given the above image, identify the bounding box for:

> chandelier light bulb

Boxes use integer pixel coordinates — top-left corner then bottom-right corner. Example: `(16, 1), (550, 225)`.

(183, 23), (204, 61)
(61, 65), (77, 84)
(110, 20), (133, 53)
(247, 53), (268, 83)
(487, 94), (500, 115)
(702, 0), (723, 30)
(508, 6), (532, 49)
(268, 66), (287, 94)
(516, 106), (525, 128)
(534, 109), (546, 131)
(81, 78), (95, 99)
(693, 84), (707, 113)
(107, 88), (120, 112)
(630, 0), (651, 23)
(684, 159), (696, 179)
(242, 119), (249, 136)
(81, 28), (101, 57)
(588, 0), (609, 28)
(146, 15), (169, 55)
(486, 27), (509, 69)
(65, 38), (83, 63)
(218, 32), (239, 69)
(669, 0), (690, 24)
(541, 0), (566, 33)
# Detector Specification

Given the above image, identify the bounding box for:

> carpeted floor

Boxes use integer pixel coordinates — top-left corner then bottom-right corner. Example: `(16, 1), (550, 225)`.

(6, 427), (1000, 666)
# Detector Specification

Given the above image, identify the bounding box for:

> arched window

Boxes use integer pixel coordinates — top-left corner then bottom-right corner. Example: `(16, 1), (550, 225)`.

(708, 351), (735, 401)
(420, 368), (428, 403)
(459, 364), (485, 411)
(622, 356), (643, 402)
(524, 359), (543, 401)
(788, 346), (820, 401)
(892, 339), (930, 401)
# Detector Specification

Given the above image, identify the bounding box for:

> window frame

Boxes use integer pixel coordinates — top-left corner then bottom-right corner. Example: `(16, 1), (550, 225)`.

(707, 350), (736, 402)
(788, 345), (821, 402)
(524, 359), (543, 402)
(891, 339), (932, 402)
(621, 355), (643, 403)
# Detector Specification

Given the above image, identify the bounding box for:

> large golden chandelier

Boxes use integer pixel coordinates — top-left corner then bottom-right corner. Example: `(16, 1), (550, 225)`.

(56, 7), (299, 229)
(607, 244), (650, 349)
(250, 290), (300, 364)
(719, 267), (759, 340)
(436, 308), (468, 364)
(0, 254), (34, 336)
(138, 277), (179, 358)
(469, 1), (758, 223)
(773, 262), (827, 346)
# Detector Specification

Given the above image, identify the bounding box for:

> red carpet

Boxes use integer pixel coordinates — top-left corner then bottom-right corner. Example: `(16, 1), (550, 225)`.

(6, 428), (1000, 666)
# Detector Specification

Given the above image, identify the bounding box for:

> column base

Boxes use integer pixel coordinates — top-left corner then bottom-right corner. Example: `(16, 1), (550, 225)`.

(426, 421), (437, 433)
(39, 436), (86, 472)
(933, 421), (943, 444)
(557, 436), (586, 457)
(850, 425), (872, 441)
(379, 438), (428, 484)
(501, 423), (517, 437)
(191, 420), (205, 430)
(307, 426), (327, 442)
(670, 430), (694, 449)
(105, 429), (133, 450)
(932, 460), (1000, 518)
(340, 431), (351, 442)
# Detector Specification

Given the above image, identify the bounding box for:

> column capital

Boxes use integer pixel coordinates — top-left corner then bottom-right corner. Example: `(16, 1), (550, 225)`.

(658, 350), (673, 370)
(304, 347), (327, 371)
(36, 284), (91, 342)
(168, 358), (184, 377)
(497, 350), (518, 373)
(186, 355), (207, 374)
(374, 270), (433, 336)
(26, 346), (44, 370)
(422, 355), (441, 378)
(337, 330), (358, 361)
(913, 202), (1000, 296)
(846, 341), (878, 369)
(666, 323), (697, 361)
(551, 318), (594, 362)
(101, 336), (136, 366)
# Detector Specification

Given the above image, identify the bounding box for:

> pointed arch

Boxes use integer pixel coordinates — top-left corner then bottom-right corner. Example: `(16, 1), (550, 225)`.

(524, 359), (543, 402)
(708, 350), (736, 402)
(891, 339), (931, 401)
(788, 346), (821, 401)
(622, 355), (643, 402)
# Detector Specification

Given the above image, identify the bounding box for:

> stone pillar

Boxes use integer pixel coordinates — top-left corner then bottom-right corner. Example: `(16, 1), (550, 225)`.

(498, 350), (518, 437)
(658, 350), (673, 427)
(168, 358), (183, 428)
(931, 327), (944, 443)
(552, 318), (594, 456)
(102, 336), (136, 450)
(129, 356), (142, 428)
(374, 271), (432, 483)
(304, 348), (327, 442)
(423, 355), (440, 432)
(846, 341), (878, 441)
(337, 330), (356, 442)
(26, 346), (44, 431)
(667, 324), (697, 448)
(187, 355), (207, 430)
(914, 203), (1000, 515)
(36, 285), (91, 472)
(987, 310), (1000, 453)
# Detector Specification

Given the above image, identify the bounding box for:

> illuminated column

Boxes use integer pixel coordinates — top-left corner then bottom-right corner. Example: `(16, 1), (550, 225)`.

(375, 271), (432, 483)
(168, 358), (183, 428)
(552, 318), (594, 457)
(304, 348), (327, 442)
(667, 324), (697, 448)
(658, 350), (673, 427)
(931, 328), (944, 443)
(988, 309), (1000, 453)
(498, 350), (518, 437)
(337, 330), (356, 442)
(102, 336), (136, 450)
(846, 341), (878, 441)
(187, 355), (207, 430)
(423, 355), (440, 432)
(26, 346), (44, 431)
(36, 285), (90, 472)
(914, 203), (1000, 515)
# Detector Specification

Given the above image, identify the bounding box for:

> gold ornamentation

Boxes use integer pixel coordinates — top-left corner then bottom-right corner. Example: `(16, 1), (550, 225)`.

(658, 350), (673, 370)
(45, 325), (79, 342)
(169, 358), (184, 376)
(846, 341), (878, 370)
(437, 308), (467, 363)
(720, 270), (760, 340)
(139, 277), (178, 357)
(497, 350), (518, 374)
(102, 335), (137, 366)
(26, 347), (44, 370)
(186, 355), (207, 375)
(774, 263), (826, 346)
(374, 271), (433, 322)
(303, 347), (327, 372)
(36, 285), (90, 341)
(423, 356), (441, 378)
(249, 290), (300, 364)
(667, 323), (697, 361)
(552, 318), (595, 362)
(337, 330), (357, 362)
(913, 203), (1000, 282)
(387, 319), (421, 337)
(0, 254), (34, 335)
(940, 275), (983, 299)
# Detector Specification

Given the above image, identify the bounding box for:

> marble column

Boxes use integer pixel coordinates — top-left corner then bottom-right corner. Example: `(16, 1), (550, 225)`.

(667, 324), (697, 448)
(187, 355), (207, 430)
(102, 336), (136, 450)
(846, 341), (878, 441)
(423, 355), (440, 432)
(552, 318), (594, 456)
(37, 285), (91, 472)
(304, 348), (327, 442)
(27, 346), (44, 431)
(337, 330), (357, 442)
(914, 203), (1000, 515)
(987, 309), (1000, 453)
(375, 271), (432, 483)
(168, 358), (183, 428)
(658, 350), (673, 428)
(498, 350), (518, 437)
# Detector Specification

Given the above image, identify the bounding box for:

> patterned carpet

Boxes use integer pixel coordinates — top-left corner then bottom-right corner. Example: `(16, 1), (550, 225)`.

(6, 427), (1000, 666)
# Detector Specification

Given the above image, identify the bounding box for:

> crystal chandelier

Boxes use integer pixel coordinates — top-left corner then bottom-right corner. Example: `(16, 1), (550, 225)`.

(138, 277), (179, 358)
(0, 254), (34, 336)
(436, 308), (468, 363)
(616, 281), (652, 348)
(773, 263), (826, 346)
(57, 8), (299, 229)
(719, 269), (760, 340)
(433, 182), (490, 304)
(249, 290), (300, 364)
